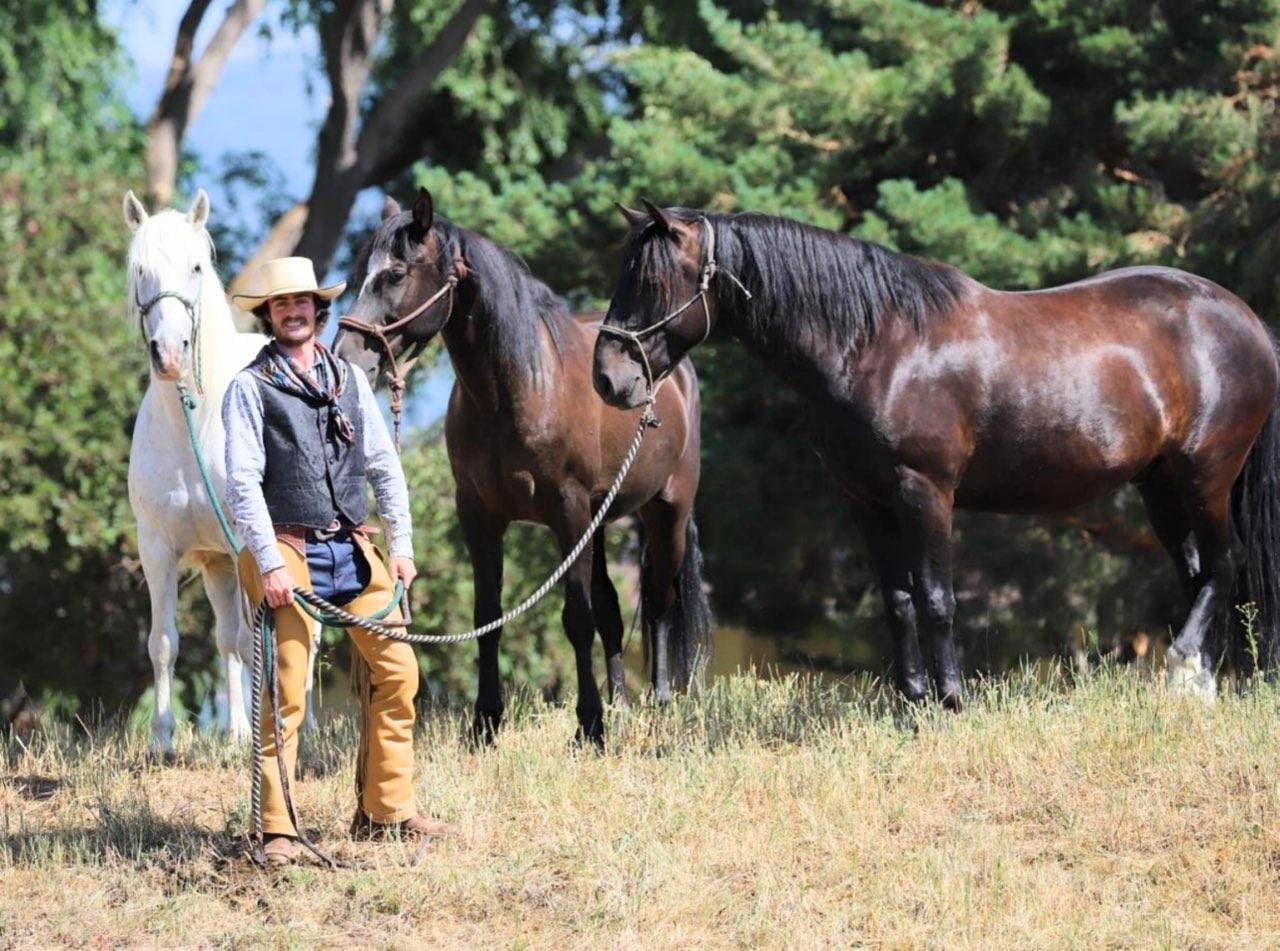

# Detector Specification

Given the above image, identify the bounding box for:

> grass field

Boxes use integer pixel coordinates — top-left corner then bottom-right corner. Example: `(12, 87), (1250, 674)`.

(3, 667), (1279, 948)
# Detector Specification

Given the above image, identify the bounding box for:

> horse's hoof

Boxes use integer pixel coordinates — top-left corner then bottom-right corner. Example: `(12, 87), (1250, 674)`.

(1166, 650), (1216, 703)
(940, 690), (963, 713)
(575, 722), (605, 752)
(147, 749), (178, 767)
(469, 711), (501, 749)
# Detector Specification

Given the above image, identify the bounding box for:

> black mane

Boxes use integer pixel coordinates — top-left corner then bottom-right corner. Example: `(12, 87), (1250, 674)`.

(631, 209), (969, 349)
(369, 211), (567, 383)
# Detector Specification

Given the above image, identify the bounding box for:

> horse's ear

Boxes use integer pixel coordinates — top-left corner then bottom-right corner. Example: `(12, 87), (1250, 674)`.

(411, 187), (434, 235)
(186, 188), (210, 229)
(123, 190), (148, 233)
(382, 196), (402, 221)
(641, 197), (673, 236)
(615, 202), (647, 227)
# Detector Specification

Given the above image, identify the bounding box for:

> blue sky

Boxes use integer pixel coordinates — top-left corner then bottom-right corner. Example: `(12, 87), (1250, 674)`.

(104, 0), (453, 426)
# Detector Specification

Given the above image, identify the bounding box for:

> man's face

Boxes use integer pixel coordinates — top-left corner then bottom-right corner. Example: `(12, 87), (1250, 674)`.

(267, 293), (319, 346)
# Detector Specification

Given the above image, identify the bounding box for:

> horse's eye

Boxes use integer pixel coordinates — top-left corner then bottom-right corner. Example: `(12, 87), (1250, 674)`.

(193, 263), (203, 274)
(387, 268), (406, 285)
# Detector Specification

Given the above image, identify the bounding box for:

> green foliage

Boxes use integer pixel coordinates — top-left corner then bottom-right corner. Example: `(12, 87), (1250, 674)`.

(0, 1), (154, 711)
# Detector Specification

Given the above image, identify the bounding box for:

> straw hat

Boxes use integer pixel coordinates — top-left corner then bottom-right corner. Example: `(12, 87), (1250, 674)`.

(232, 257), (346, 310)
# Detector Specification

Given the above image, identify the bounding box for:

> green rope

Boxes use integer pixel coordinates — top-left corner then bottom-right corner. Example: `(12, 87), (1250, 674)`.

(175, 381), (403, 623)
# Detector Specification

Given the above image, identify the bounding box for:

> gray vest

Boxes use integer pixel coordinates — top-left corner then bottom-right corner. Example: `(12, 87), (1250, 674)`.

(250, 349), (368, 529)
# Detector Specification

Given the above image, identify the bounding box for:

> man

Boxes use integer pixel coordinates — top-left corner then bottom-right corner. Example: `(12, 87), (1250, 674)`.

(225, 256), (443, 866)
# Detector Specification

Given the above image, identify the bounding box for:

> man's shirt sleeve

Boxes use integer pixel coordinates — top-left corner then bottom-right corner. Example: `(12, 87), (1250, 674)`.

(222, 372), (286, 574)
(354, 369), (415, 560)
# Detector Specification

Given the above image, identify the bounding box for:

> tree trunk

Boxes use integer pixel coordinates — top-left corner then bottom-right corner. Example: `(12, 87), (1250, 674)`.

(292, 0), (493, 276)
(145, 0), (268, 207)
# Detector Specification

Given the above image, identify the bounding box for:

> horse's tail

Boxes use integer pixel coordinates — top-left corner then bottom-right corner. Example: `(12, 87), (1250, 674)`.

(1231, 352), (1280, 674)
(670, 513), (713, 690)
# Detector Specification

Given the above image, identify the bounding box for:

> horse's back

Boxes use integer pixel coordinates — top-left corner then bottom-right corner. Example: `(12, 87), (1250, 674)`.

(865, 265), (1277, 512)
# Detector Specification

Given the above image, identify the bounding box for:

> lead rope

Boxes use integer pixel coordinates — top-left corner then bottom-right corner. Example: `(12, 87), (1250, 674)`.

(175, 367), (657, 866)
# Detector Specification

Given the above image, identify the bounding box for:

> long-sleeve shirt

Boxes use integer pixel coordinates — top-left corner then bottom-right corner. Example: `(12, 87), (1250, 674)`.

(222, 364), (414, 574)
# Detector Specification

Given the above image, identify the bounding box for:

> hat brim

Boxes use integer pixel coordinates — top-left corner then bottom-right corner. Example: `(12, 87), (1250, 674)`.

(232, 280), (346, 311)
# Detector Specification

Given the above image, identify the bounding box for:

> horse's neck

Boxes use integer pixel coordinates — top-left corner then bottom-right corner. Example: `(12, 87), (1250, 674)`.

(718, 283), (844, 402)
(192, 273), (242, 400)
(441, 295), (551, 414)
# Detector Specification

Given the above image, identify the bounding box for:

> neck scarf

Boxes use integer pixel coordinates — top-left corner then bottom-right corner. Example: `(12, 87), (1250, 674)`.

(256, 340), (356, 445)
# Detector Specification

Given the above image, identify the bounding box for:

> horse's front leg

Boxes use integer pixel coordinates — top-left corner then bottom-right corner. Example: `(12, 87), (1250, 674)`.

(852, 503), (928, 704)
(554, 491), (605, 748)
(893, 471), (962, 709)
(201, 558), (252, 741)
(459, 495), (507, 746)
(138, 529), (181, 757)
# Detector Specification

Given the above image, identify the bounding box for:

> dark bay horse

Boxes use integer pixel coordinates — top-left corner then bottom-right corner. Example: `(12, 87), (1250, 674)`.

(593, 200), (1280, 705)
(335, 190), (711, 744)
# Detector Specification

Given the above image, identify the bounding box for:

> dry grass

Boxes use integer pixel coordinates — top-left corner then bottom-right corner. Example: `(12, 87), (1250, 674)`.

(3, 667), (1280, 948)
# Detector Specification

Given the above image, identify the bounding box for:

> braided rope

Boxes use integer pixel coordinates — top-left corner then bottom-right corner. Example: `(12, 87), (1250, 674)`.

(290, 404), (658, 644)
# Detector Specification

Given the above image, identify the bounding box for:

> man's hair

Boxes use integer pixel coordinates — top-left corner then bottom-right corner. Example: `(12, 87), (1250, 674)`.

(253, 294), (329, 337)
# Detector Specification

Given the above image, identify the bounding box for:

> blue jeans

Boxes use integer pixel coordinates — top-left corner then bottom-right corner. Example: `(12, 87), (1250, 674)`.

(305, 530), (371, 607)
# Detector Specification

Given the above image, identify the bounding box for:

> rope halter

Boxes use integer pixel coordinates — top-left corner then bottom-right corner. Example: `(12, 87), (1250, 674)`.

(597, 216), (751, 397)
(136, 286), (204, 394)
(337, 271), (459, 451)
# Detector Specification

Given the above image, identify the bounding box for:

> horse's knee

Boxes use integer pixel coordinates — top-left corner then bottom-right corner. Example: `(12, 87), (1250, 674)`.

(148, 625), (177, 667)
(887, 589), (915, 628)
(918, 585), (954, 631)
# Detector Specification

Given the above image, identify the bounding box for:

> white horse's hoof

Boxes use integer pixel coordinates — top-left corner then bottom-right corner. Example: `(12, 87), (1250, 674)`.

(1166, 650), (1216, 703)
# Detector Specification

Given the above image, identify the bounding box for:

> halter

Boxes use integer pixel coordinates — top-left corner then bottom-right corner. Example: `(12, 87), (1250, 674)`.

(337, 270), (458, 451)
(597, 216), (751, 397)
(136, 287), (204, 394)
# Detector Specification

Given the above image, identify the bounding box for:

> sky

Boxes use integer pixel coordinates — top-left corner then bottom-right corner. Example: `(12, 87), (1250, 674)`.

(103, 0), (454, 426)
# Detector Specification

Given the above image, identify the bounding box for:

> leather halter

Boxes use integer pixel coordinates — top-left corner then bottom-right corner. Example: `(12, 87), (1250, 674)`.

(597, 217), (750, 396)
(337, 269), (458, 450)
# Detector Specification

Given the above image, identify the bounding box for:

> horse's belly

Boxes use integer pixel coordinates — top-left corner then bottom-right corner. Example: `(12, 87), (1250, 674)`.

(957, 434), (1153, 514)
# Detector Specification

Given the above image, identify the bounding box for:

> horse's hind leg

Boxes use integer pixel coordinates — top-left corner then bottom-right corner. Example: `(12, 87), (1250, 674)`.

(1163, 461), (1239, 700)
(138, 529), (180, 757)
(591, 529), (629, 707)
(637, 499), (686, 704)
(1137, 464), (1198, 599)
(302, 618), (322, 732)
(201, 558), (251, 741)
(459, 495), (507, 746)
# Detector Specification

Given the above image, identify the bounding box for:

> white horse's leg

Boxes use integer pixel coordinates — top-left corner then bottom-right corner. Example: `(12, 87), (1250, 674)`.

(302, 619), (321, 732)
(202, 559), (252, 740)
(138, 529), (180, 756)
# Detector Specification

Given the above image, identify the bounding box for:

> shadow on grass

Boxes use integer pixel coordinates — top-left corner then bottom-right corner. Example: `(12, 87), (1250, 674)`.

(3, 804), (241, 868)
(3, 774), (63, 801)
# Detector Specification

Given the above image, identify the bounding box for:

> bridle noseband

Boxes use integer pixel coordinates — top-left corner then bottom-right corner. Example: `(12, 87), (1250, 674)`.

(136, 286), (204, 393)
(597, 216), (751, 398)
(337, 268), (459, 450)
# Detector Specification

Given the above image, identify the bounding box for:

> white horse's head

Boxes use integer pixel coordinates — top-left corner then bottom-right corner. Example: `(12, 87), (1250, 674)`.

(123, 189), (215, 382)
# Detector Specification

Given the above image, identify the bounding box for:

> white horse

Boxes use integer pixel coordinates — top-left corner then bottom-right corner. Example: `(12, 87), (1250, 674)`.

(123, 189), (318, 754)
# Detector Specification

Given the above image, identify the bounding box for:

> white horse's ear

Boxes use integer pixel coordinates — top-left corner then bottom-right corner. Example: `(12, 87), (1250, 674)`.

(186, 188), (211, 229)
(123, 190), (148, 233)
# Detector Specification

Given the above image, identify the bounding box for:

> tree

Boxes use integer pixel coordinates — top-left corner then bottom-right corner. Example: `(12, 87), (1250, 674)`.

(144, 0), (269, 207)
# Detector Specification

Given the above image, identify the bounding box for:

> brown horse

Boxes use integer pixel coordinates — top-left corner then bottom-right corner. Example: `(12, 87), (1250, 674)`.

(335, 190), (710, 744)
(593, 200), (1280, 705)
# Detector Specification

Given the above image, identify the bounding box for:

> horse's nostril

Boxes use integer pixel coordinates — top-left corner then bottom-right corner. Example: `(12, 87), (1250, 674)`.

(182, 340), (190, 351)
(149, 341), (162, 362)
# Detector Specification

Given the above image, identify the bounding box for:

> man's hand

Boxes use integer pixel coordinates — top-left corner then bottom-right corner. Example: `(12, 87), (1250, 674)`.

(390, 556), (417, 589)
(262, 565), (296, 609)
